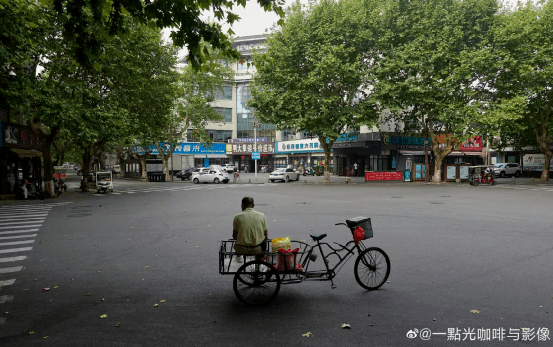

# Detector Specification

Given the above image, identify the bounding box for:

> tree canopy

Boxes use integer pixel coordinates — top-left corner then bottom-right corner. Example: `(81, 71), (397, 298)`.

(49, 0), (286, 69)
(249, 0), (380, 182)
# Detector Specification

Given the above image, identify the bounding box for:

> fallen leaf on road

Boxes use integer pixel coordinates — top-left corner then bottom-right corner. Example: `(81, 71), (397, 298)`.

(159, 300), (167, 303)
(29, 331), (35, 335)
(53, 286), (59, 289)
(141, 278), (145, 282)
(470, 310), (480, 314)
(100, 314), (107, 319)
(86, 293), (91, 296)
(116, 323), (121, 327)
(341, 323), (351, 329)
(43, 336), (49, 339)
(42, 288), (50, 292)
(153, 304), (159, 307)
(101, 298), (105, 301)
(144, 266), (150, 269)
(23, 288), (29, 291)
(302, 332), (313, 337)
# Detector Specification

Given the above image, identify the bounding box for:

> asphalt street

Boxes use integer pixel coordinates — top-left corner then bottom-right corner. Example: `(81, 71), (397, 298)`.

(0, 172), (551, 346)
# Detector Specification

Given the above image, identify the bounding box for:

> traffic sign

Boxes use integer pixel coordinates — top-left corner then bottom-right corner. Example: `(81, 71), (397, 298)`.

(251, 151), (260, 160)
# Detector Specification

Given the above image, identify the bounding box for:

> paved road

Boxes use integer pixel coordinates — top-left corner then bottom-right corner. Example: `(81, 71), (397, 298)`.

(0, 173), (551, 346)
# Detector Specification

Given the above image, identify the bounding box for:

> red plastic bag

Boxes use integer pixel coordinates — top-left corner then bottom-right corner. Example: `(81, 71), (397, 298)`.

(354, 226), (365, 245)
(276, 248), (300, 271)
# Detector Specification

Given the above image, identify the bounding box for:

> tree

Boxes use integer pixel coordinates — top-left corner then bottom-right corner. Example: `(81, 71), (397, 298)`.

(150, 48), (235, 180)
(249, 0), (379, 182)
(471, 1), (553, 181)
(370, 0), (497, 183)
(49, 0), (286, 69)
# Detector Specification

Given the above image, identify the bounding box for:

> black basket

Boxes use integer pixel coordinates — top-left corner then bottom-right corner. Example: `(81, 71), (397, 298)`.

(346, 217), (373, 239)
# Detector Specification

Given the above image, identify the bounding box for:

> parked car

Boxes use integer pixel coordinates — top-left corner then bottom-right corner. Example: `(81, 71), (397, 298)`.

(192, 169), (229, 184)
(493, 163), (521, 178)
(224, 164), (236, 173)
(269, 168), (301, 182)
(176, 168), (194, 181)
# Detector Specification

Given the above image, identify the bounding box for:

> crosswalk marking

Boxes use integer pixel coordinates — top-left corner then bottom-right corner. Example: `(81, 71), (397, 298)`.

(0, 240), (35, 247)
(0, 234), (37, 240)
(0, 224), (42, 230)
(0, 256), (27, 263)
(0, 247), (33, 254)
(0, 279), (16, 286)
(0, 229), (39, 235)
(0, 266), (23, 274)
(0, 216), (46, 222)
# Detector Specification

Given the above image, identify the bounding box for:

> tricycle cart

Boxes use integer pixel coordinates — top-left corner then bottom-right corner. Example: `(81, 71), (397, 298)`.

(468, 165), (496, 186)
(219, 217), (391, 306)
(95, 171), (114, 193)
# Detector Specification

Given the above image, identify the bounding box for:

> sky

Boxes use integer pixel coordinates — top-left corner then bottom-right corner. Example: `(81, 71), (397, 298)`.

(222, 0), (527, 38)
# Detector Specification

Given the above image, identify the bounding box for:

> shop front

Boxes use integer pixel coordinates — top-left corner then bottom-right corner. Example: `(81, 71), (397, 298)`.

(231, 142), (275, 173)
(275, 138), (328, 173)
(1, 122), (43, 195)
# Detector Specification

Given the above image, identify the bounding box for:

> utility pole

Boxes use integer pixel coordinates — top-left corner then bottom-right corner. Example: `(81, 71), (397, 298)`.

(424, 137), (429, 183)
(253, 121), (260, 180)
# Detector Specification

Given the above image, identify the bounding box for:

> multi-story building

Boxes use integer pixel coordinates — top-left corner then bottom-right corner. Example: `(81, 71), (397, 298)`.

(168, 35), (487, 181)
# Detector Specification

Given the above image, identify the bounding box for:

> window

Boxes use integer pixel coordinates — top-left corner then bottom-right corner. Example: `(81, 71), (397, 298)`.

(238, 60), (247, 70)
(213, 107), (232, 122)
(214, 86), (232, 100)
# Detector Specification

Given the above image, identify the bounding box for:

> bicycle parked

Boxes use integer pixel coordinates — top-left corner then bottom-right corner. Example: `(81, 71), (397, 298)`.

(219, 217), (390, 306)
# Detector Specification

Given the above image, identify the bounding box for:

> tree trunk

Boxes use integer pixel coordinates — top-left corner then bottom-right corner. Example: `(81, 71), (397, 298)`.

(80, 146), (92, 191)
(535, 123), (551, 181)
(318, 135), (333, 183)
(154, 141), (174, 181)
(430, 133), (454, 184)
(140, 157), (147, 180)
(41, 134), (57, 198)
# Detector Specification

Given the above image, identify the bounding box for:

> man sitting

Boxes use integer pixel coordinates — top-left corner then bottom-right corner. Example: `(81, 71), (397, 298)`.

(233, 197), (268, 261)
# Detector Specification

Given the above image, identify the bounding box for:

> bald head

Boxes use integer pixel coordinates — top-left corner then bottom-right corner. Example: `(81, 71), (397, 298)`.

(241, 197), (254, 210)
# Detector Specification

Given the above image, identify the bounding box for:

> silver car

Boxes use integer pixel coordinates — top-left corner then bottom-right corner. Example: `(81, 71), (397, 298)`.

(269, 168), (301, 182)
(493, 163), (521, 178)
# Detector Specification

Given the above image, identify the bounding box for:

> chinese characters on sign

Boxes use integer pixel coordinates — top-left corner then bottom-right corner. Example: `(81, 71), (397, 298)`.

(1, 123), (42, 149)
(406, 327), (550, 342)
(232, 143), (274, 154)
(275, 139), (325, 153)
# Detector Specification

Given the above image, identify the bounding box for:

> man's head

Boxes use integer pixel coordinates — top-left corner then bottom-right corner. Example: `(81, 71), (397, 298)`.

(241, 197), (254, 211)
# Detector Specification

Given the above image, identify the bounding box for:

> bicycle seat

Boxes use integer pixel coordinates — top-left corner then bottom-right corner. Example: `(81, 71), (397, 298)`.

(310, 234), (327, 241)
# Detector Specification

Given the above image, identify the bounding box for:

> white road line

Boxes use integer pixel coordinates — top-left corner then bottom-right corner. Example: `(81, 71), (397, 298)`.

(0, 240), (35, 247)
(0, 266), (23, 274)
(0, 216), (46, 222)
(0, 208), (52, 213)
(0, 295), (14, 304)
(0, 256), (27, 263)
(0, 220), (44, 226)
(0, 234), (37, 240)
(0, 224), (42, 230)
(0, 279), (16, 286)
(0, 247), (33, 254)
(0, 229), (39, 235)
(0, 213), (48, 218)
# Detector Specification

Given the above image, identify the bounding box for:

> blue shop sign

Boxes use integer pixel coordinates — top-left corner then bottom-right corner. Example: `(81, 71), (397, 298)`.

(140, 142), (226, 155)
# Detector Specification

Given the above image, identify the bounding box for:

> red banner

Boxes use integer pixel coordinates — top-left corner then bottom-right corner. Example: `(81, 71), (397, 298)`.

(365, 171), (403, 181)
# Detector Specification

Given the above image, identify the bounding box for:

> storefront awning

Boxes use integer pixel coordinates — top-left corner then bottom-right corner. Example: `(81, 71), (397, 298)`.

(193, 154), (229, 159)
(9, 148), (43, 158)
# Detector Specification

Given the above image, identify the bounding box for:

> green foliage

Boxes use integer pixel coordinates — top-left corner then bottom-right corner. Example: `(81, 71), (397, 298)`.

(470, 1), (553, 179)
(249, 0), (380, 180)
(47, 0), (286, 69)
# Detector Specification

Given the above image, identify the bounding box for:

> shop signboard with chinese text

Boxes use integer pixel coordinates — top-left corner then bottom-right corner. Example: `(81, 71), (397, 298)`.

(1, 123), (42, 150)
(365, 171), (403, 181)
(232, 142), (275, 154)
(381, 133), (428, 150)
(436, 135), (483, 152)
(523, 154), (553, 171)
(139, 142), (226, 155)
(275, 139), (325, 154)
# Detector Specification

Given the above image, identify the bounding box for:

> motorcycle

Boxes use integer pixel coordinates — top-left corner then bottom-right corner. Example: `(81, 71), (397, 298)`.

(54, 178), (68, 196)
(303, 166), (314, 176)
(17, 182), (45, 200)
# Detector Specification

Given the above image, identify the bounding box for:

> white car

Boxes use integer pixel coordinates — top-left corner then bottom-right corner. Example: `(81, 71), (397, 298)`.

(192, 169), (229, 184)
(493, 163), (521, 178)
(269, 168), (301, 182)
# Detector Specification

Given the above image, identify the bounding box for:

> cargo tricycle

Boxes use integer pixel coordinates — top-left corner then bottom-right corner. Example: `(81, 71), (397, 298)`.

(219, 217), (391, 306)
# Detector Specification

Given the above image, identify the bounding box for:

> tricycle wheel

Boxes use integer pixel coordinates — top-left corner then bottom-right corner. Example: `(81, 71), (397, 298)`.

(354, 247), (390, 290)
(233, 260), (280, 306)
(473, 180), (479, 186)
